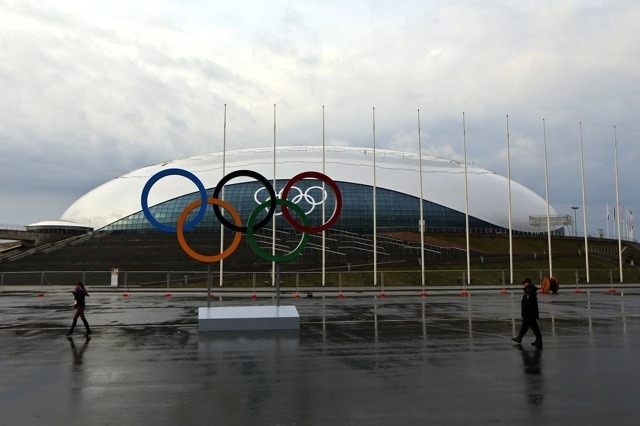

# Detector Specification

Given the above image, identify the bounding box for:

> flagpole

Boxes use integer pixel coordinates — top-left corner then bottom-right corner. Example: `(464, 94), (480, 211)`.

(506, 115), (514, 285)
(272, 104), (277, 287)
(418, 109), (425, 289)
(219, 104), (227, 287)
(579, 122), (590, 283)
(372, 107), (378, 287)
(626, 208), (630, 240)
(625, 208), (629, 240)
(322, 106), (326, 286)
(606, 202), (610, 239)
(462, 112), (471, 287)
(543, 118), (553, 277)
(613, 126), (623, 282)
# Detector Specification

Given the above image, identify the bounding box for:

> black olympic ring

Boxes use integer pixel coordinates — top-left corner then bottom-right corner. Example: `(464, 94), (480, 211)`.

(212, 170), (277, 233)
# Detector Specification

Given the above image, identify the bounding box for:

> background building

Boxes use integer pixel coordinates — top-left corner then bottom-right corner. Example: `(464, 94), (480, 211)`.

(61, 146), (560, 236)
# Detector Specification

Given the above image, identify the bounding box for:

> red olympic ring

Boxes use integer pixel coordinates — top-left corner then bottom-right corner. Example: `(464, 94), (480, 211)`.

(176, 198), (242, 263)
(280, 171), (342, 233)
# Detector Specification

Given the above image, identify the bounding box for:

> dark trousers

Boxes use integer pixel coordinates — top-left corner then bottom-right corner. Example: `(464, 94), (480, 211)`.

(518, 318), (542, 341)
(69, 307), (91, 334)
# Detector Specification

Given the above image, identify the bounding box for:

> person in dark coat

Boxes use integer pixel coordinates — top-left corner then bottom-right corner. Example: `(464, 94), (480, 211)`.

(511, 278), (543, 347)
(66, 282), (91, 338)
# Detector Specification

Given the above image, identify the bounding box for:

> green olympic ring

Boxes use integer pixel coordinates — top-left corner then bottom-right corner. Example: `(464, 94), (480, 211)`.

(247, 199), (309, 262)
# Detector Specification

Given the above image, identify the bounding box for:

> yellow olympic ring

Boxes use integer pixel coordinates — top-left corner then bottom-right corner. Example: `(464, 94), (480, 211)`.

(176, 198), (243, 263)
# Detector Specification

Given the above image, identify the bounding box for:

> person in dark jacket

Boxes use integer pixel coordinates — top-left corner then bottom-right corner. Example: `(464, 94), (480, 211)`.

(66, 282), (91, 338)
(511, 278), (542, 347)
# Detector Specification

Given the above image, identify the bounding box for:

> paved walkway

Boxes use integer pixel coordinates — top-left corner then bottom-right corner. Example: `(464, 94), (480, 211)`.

(1, 290), (639, 425)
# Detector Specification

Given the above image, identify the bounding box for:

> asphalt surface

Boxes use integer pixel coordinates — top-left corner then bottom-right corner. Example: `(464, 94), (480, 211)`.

(1, 288), (639, 425)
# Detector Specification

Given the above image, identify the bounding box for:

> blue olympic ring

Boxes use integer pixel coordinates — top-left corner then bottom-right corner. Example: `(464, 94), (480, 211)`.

(141, 168), (208, 233)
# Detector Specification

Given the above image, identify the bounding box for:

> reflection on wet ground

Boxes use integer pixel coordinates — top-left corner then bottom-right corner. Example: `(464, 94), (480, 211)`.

(0, 291), (639, 424)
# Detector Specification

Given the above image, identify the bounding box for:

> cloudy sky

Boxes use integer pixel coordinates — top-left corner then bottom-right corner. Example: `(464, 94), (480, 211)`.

(1, 0), (638, 236)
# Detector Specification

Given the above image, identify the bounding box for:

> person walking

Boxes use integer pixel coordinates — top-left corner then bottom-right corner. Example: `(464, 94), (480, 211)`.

(66, 282), (91, 338)
(511, 278), (542, 347)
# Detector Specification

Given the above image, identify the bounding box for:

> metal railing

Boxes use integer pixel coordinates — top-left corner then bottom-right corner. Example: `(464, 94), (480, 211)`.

(0, 224), (28, 231)
(0, 268), (626, 292)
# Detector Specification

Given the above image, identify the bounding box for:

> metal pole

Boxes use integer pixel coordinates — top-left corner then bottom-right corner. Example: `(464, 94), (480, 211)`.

(462, 112), (471, 286)
(372, 107), (378, 286)
(506, 115), (514, 285)
(219, 104), (227, 287)
(322, 106), (326, 286)
(613, 126), (623, 282)
(418, 109), (425, 289)
(276, 262), (281, 306)
(542, 119), (553, 277)
(272, 104), (277, 286)
(207, 263), (212, 308)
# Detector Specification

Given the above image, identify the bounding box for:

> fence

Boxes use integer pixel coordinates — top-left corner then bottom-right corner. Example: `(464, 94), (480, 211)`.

(0, 268), (626, 291)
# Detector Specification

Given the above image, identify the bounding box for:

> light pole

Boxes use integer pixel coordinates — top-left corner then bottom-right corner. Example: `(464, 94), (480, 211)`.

(571, 206), (579, 236)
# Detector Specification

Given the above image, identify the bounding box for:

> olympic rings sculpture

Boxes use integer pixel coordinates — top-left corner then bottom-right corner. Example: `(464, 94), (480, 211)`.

(141, 168), (342, 263)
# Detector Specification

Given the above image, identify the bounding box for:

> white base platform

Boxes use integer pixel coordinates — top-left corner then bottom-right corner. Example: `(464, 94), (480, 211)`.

(198, 305), (300, 332)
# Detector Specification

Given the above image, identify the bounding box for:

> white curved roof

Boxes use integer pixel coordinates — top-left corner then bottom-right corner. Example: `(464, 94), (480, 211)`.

(28, 220), (91, 229)
(61, 146), (558, 232)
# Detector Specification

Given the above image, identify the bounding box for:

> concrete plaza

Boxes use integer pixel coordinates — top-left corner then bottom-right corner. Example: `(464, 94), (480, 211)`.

(1, 288), (639, 425)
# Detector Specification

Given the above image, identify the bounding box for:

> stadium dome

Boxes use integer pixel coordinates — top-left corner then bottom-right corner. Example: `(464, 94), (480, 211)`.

(60, 146), (559, 235)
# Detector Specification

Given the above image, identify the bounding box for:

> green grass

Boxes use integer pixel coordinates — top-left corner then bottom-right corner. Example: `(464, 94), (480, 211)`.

(152, 235), (640, 288)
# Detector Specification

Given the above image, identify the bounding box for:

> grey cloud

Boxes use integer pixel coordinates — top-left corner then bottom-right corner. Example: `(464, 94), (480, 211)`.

(1, 0), (638, 234)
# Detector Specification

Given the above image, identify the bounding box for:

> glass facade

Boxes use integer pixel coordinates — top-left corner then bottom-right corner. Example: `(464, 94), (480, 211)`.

(102, 181), (501, 234)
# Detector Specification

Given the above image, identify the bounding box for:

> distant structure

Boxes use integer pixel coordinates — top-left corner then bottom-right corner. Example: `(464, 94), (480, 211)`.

(0, 220), (92, 248)
(529, 215), (573, 228)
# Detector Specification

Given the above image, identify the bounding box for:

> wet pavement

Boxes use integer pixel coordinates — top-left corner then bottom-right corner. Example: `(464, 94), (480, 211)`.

(1, 289), (639, 425)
